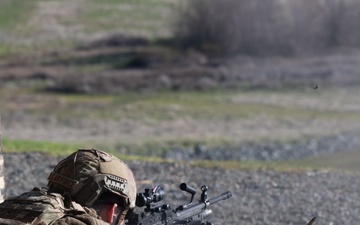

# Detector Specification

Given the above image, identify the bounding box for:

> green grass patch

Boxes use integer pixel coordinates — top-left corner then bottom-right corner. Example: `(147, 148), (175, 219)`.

(1, 137), (177, 163)
(0, 0), (37, 30)
(2, 138), (84, 156)
(0, 44), (13, 58)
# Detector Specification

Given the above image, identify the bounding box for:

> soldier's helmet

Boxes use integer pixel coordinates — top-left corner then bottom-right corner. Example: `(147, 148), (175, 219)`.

(47, 149), (137, 209)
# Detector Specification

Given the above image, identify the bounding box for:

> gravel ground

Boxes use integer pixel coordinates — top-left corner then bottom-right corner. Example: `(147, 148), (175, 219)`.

(165, 129), (360, 161)
(3, 152), (360, 225)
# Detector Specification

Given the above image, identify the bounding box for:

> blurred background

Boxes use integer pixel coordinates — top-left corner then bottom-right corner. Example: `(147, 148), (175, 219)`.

(2, 0), (360, 172)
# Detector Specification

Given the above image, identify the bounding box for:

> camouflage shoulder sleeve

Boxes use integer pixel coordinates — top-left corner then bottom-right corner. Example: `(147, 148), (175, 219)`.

(0, 218), (27, 225)
(51, 214), (109, 225)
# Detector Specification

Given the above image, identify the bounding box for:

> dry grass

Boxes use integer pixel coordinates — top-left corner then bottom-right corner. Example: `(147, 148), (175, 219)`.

(1, 86), (360, 157)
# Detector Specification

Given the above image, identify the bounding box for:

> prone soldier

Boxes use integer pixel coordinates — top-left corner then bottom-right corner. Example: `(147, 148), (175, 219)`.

(0, 148), (137, 225)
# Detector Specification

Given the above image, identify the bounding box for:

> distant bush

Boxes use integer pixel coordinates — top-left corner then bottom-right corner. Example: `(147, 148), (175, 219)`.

(172, 0), (360, 56)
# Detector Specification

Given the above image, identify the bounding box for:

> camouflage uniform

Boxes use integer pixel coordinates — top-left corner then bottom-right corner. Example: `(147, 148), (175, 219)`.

(0, 149), (137, 225)
(0, 187), (108, 225)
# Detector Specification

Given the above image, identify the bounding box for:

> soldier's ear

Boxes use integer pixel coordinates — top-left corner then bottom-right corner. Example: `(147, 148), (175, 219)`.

(107, 203), (118, 223)
(96, 203), (118, 223)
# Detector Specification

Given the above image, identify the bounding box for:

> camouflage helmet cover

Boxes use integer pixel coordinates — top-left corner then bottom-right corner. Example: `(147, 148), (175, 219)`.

(47, 149), (136, 209)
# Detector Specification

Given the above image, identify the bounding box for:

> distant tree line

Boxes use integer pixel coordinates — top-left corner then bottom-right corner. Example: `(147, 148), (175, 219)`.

(172, 0), (360, 56)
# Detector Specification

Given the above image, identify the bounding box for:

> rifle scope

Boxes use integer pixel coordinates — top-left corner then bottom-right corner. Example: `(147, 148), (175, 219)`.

(136, 185), (165, 207)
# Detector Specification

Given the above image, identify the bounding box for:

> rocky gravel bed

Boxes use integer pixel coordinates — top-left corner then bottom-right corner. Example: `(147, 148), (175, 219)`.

(3, 152), (360, 225)
(165, 130), (360, 161)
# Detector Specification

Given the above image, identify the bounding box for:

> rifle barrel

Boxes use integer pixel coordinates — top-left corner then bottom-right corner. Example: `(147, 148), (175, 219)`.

(176, 191), (232, 220)
(209, 191), (232, 205)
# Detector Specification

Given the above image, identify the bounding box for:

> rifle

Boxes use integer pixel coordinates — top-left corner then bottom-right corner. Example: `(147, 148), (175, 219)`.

(125, 183), (232, 225)
(306, 217), (316, 225)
